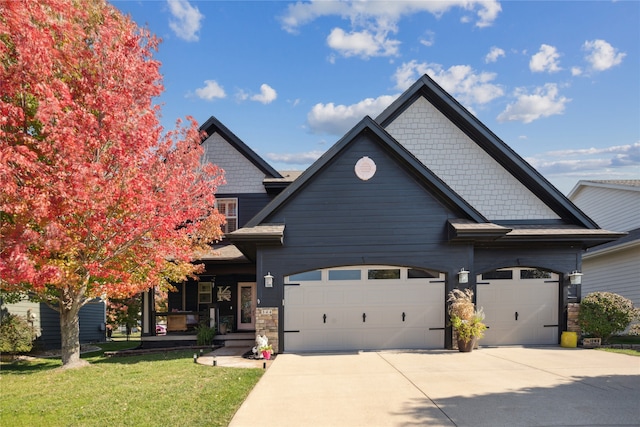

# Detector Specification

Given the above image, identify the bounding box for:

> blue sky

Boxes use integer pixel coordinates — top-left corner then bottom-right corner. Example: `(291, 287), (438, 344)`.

(112, 0), (639, 194)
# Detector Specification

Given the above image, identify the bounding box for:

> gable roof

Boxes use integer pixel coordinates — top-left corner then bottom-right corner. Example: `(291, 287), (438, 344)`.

(567, 180), (640, 199)
(376, 74), (599, 229)
(240, 116), (488, 229)
(200, 116), (282, 179)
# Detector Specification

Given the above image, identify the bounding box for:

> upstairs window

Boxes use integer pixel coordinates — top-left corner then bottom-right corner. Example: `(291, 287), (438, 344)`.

(217, 198), (238, 233)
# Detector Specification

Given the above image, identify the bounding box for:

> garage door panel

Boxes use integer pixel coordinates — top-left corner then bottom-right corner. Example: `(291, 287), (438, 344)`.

(284, 267), (445, 352)
(477, 270), (559, 346)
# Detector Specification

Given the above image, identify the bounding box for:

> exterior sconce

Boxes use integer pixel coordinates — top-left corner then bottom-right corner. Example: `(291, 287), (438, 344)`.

(568, 271), (583, 285)
(457, 268), (469, 284)
(264, 272), (274, 288)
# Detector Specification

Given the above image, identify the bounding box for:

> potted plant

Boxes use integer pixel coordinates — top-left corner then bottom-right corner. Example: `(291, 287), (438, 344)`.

(259, 344), (273, 360)
(447, 288), (487, 352)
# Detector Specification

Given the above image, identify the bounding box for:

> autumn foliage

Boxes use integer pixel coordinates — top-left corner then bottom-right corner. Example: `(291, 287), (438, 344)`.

(0, 0), (225, 366)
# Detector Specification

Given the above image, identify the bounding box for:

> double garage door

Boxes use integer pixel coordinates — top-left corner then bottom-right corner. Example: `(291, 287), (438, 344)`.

(284, 266), (560, 352)
(284, 266), (445, 352)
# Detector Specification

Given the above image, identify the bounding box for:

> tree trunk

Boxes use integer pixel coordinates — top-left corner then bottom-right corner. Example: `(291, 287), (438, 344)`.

(59, 291), (89, 368)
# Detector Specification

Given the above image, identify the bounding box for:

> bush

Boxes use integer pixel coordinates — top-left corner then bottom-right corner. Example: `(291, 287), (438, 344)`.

(578, 292), (637, 343)
(0, 313), (36, 355)
(195, 323), (216, 346)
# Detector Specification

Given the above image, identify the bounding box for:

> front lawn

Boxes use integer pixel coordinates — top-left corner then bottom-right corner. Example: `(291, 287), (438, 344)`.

(597, 335), (640, 357)
(0, 341), (263, 426)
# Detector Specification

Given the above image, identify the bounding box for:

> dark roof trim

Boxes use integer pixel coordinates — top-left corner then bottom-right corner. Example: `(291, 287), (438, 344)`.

(449, 220), (624, 248)
(245, 116), (487, 228)
(448, 219), (512, 242)
(227, 224), (285, 263)
(200, 116), (282, 179)
(376, 74), (599, 229)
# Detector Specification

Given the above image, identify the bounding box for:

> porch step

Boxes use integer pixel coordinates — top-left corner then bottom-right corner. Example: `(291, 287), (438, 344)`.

(225, 339), (256, 348)
(214, 332), (257, 348)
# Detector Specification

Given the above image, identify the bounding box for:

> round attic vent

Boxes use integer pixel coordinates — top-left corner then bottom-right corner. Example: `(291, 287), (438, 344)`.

(354, 156), (376, 181)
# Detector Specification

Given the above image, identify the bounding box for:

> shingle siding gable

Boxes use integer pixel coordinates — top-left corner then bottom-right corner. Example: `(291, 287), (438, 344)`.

(202, 132), (268, 194)
(385, 96), (560, 221)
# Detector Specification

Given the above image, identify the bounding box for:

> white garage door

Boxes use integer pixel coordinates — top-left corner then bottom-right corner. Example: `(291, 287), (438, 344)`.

(284, 266), (445, 352)
(476, 268), (559, 346)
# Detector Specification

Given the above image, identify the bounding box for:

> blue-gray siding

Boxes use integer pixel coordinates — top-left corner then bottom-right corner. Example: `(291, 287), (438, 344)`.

(1, 299), (106, 350)
(253, 131), (581, 349)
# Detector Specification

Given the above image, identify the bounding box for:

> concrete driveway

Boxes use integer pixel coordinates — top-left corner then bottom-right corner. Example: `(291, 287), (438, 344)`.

(229, 347), (639, 427)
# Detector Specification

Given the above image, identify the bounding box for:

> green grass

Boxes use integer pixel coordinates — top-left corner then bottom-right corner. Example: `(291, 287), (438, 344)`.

(597, 335), (640, 357)
(0, 341), (263, 427)
(599, 347), (640, 357)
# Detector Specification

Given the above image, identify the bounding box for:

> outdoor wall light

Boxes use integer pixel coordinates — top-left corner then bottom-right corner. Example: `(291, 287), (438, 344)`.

(568, 270), (583, 285)
(264, 272), (274, 288)
(457, 268), (469, 284)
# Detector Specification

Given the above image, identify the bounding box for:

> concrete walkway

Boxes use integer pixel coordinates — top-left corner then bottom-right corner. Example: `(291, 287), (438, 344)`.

(197, 346), (274, 369)
(229, 347), (640, 427)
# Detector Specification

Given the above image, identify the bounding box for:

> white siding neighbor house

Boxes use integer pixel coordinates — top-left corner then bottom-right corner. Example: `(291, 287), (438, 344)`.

(568, 180), (640, 306)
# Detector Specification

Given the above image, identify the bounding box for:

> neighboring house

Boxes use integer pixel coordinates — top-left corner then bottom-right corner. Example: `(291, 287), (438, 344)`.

(141, 75), (621, 352)
(567, 180), (640, 307)
(0, 297), (106, 350)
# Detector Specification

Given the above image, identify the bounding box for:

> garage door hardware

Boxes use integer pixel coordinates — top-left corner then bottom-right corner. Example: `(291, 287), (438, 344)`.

(362, 313), (366, 322)
(323, 314), (326, 323)
(515, 311), (519, 321)
(402, 312), (406, 322)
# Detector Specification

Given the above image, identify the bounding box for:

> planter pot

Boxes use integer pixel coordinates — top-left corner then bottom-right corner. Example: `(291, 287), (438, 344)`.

(219, 323), (227, 335)
(457, 337), (477, 352)
(262, 351), (271, 360)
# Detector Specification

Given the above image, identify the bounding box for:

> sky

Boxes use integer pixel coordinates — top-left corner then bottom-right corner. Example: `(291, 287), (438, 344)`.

(112, 0), (639, 195)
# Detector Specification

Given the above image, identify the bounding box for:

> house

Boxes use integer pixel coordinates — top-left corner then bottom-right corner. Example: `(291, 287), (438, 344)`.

(141, 75), (622, 351)
(140, 117), (298, 345)
(567, 180), (639, 307)
(0, 297), (106, 350)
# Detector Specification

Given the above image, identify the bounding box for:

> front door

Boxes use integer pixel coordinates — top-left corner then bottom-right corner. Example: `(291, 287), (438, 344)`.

(237, 282), (256, 331)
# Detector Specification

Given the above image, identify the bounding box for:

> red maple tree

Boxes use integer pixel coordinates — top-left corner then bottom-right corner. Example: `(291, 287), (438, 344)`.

(0, 0), (225, 367)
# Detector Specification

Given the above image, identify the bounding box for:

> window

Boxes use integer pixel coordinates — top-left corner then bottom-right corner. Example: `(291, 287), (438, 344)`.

(481, 270), (513, 280)
(198, 282), (212, 304)
(368, 269), (400, 279)
(288, 270), (322, 282)
(217, 198), (238, 233)
(520, 269), (552, 279)
(328, 270), (361, 281)
(408, 268), (438, 279)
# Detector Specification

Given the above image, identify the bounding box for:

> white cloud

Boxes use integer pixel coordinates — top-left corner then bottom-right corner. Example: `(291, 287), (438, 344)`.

(526, 142), (640, 176)
(393, 61), (504, 107)
(281, 1), (501, 58)
(167, 0), (204, 42)
(583, 39), (626, 71)
(266, 150), (325, 165)
(307, 95), (397, 135)
(485, 46), (505, 63)
(250, 84), (278, 104)
(571, 67), (582, 76)
(419, 30), (435, 47)
(194, 80), (226, 101)
(529, 44), (562, 73)
(327, 28), (400, 58)
(497, 83), (570, 123)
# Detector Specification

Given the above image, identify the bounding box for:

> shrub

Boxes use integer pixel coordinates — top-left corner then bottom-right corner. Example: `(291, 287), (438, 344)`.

(0, 313), (36, 355)
(195, 323), (216, 346)
(578, 292), (637, 343)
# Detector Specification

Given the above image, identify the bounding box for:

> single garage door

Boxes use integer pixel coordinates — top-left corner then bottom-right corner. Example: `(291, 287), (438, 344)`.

(476, 267), (559, 346)
(284, 266), (445, 352)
